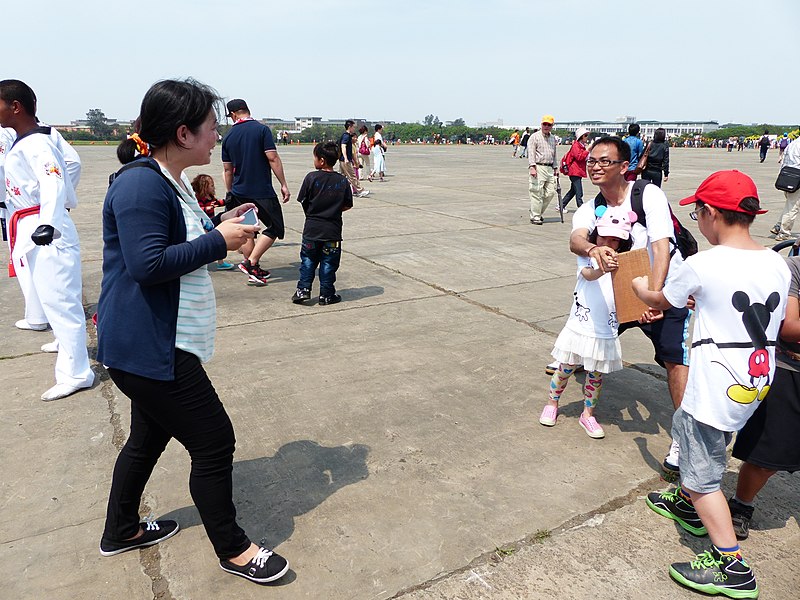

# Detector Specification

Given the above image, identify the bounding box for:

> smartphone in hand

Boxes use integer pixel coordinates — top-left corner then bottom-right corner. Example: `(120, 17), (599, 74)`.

(240, 208), (258, 226)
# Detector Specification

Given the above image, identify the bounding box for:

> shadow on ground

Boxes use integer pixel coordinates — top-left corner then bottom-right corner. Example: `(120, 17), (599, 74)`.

(162, 440), (370, 548)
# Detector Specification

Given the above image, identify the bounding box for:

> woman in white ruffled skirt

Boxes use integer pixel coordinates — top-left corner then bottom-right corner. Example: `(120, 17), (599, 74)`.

(538, 205), (636, 439)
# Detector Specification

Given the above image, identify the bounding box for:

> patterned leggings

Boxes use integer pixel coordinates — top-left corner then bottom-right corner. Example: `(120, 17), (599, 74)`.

(549, 363), (604, 409)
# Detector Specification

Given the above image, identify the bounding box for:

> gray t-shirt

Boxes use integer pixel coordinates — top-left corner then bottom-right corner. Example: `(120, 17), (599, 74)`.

(777, 256), (800, 372)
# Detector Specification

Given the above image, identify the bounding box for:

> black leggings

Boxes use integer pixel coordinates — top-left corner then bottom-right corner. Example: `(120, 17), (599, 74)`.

(103, 349), (250, 559)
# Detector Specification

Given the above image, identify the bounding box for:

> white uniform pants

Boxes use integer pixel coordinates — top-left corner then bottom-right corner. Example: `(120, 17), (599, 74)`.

(17, 241), (93, 388)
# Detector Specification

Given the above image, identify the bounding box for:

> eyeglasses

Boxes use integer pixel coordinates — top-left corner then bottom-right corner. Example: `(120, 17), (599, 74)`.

(689, 205), (710, 221)
(586, 158), (624, 167)
(541, 123), (553, 127)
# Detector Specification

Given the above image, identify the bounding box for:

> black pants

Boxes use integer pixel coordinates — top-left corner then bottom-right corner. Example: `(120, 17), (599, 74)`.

(560, 175), (583, 208)
(103, 349), (250, 559)
(640, 169), (663, 188)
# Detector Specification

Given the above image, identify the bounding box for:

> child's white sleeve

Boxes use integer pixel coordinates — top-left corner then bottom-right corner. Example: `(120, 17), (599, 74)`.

(662, 261), (701, 308)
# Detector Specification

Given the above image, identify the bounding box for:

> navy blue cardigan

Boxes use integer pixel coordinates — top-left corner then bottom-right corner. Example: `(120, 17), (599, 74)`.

(97, 158), (227, 380)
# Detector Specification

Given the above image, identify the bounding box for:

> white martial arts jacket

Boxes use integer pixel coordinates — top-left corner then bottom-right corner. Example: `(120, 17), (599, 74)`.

(4, 127), (80, 261)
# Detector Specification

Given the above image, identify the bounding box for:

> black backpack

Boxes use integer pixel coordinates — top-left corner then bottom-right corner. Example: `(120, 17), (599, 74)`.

(595, 179), (698, 259)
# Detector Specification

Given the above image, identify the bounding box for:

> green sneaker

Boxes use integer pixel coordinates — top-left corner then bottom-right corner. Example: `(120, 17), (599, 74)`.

(646, 487), (708, 536)
(669, 547), (759, 598)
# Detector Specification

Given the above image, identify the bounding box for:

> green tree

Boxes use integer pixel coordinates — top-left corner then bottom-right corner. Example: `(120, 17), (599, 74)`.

(86, 108), (112, 138)
(423, 114), (442, 127)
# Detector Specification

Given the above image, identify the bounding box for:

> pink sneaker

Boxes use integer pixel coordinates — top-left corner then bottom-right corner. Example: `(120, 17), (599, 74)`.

(579, 414), (605, 439)
(539, 404), (558, 427)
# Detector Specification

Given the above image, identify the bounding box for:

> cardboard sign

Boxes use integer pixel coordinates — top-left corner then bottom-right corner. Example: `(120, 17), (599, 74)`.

(611, 248), (652, 324)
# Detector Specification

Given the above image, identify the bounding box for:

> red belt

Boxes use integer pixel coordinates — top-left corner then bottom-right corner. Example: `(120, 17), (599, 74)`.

(8, 206), (40, 277)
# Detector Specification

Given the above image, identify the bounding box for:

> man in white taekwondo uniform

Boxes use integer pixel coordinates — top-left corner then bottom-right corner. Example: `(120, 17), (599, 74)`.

(1, 123), (81, 334)
(0, 80), (93, 401)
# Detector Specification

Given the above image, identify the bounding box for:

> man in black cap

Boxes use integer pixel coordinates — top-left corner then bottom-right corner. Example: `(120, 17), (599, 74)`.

(221, 99), (290, 285)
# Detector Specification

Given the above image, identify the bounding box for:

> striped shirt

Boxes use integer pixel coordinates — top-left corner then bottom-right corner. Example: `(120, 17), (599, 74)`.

(527, 130), (557, 168)
(159, 166), (217, 363)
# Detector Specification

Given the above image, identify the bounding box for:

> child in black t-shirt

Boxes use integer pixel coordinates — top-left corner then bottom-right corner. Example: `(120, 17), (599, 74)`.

(292, 142), (353, 306)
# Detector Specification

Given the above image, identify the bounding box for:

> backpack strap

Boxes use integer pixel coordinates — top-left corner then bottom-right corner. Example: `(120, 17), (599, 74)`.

(630, 179), (649, 228)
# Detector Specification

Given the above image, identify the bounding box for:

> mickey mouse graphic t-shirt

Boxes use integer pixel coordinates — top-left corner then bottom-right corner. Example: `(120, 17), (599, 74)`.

(663, 246), (790, 431)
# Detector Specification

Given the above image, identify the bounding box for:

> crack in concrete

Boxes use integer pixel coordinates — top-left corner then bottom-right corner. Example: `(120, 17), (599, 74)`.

(390, 473), (666, 598)
(89, 309), (174, 600)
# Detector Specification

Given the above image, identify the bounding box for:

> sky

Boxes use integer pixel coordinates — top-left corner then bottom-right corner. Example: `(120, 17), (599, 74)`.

(7, 0), (798, 127)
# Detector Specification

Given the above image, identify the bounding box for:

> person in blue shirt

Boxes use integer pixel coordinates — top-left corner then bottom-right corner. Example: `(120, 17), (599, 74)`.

(624, 123), (644, 182)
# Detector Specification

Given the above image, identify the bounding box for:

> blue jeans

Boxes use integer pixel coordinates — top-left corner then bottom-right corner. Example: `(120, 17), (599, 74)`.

(298, 238), (341, 297)
(561, 175), (583, 208)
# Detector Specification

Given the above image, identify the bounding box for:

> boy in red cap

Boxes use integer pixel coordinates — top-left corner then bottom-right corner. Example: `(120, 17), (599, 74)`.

(631, 170), (790, 598)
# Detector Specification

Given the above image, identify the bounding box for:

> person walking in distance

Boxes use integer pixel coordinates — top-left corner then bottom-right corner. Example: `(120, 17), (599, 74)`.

(221, 98), (290, 285)
(559, 127), (591, 212)
(339, 120), (369, 198)
(527, 115), (558, 225)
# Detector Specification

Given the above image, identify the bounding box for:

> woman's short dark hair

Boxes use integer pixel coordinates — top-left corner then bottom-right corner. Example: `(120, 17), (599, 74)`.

(314, 141), (340, 167)
(593, 136), (631, 162)
(118, 78), (221, 164)
(654, 128), (666, 143)
(358, 125), (368, 134)
(0, 79), (37, 116)
(374, 124), (383, 131)
(628, 123), (640, 136)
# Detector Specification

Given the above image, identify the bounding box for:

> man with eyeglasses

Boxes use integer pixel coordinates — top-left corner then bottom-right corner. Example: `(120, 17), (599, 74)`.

(569, 136), (691, 475)
(527, 115), (558, 225)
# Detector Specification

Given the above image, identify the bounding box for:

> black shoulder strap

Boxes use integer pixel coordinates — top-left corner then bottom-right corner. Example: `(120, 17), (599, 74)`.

(108, 159), (182, 199)
(630, 179), (649, 228)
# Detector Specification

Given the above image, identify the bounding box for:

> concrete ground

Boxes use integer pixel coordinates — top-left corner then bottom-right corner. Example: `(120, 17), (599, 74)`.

(1, 143), (797, 600)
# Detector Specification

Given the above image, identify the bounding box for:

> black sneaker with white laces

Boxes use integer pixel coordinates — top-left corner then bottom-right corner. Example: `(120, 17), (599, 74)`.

(319, 294), (342, 306)
(292, 288), (311, 304)
(220, 547), (289, 583)
(729, 497), (755, 540)
(100, 520), (180, 556)
(669, 546), (759, 599)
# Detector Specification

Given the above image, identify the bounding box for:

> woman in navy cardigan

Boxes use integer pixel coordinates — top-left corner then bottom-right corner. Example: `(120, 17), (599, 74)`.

(96, 79), (289, 584)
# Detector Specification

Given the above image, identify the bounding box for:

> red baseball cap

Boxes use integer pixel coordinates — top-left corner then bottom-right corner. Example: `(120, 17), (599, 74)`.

(678, 170), (767, 214)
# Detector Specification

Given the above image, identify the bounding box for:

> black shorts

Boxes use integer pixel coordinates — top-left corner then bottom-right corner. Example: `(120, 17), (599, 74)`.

(228, 194), (285, 240)
(732, 367), (800, 473)
(618, 305), (690, 368)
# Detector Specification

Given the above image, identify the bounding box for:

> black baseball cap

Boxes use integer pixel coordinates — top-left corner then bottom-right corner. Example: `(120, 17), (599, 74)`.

(226, 99), (249, 114)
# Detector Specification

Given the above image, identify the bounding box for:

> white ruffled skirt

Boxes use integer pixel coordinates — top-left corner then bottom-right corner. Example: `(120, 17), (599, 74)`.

(551, 327), (622, 374)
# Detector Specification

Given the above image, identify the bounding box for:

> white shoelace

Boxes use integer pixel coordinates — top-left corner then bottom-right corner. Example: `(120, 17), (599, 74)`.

(144, 521), (160, 532)
(251, 547), (273, 568)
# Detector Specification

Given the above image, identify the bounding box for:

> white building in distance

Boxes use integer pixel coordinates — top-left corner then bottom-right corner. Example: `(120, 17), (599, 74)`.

(554, 116), (719, 138)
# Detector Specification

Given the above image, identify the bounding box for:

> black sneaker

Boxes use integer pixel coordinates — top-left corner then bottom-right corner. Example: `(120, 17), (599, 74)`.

(669, 546), (758, 599)
(237, 259), (252, 276)
(729, 497), (755, 541)
(239, 260), (271, 285)
(220, 547), (289, 584)
(99, 520), (180, 556)
(646, 488), (708, 536)
(319, 294), (342, 306)
(292, 288), (311, 304)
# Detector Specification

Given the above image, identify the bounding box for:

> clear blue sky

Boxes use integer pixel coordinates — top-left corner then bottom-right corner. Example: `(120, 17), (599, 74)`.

(9, 0), (798, 127)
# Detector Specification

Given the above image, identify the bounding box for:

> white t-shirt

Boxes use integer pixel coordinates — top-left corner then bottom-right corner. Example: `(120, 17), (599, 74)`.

(663, 246), (790, 431)
(572, 182), (683, 285)
(565, 256), (617, 339)
(0, 127), (15, 206)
